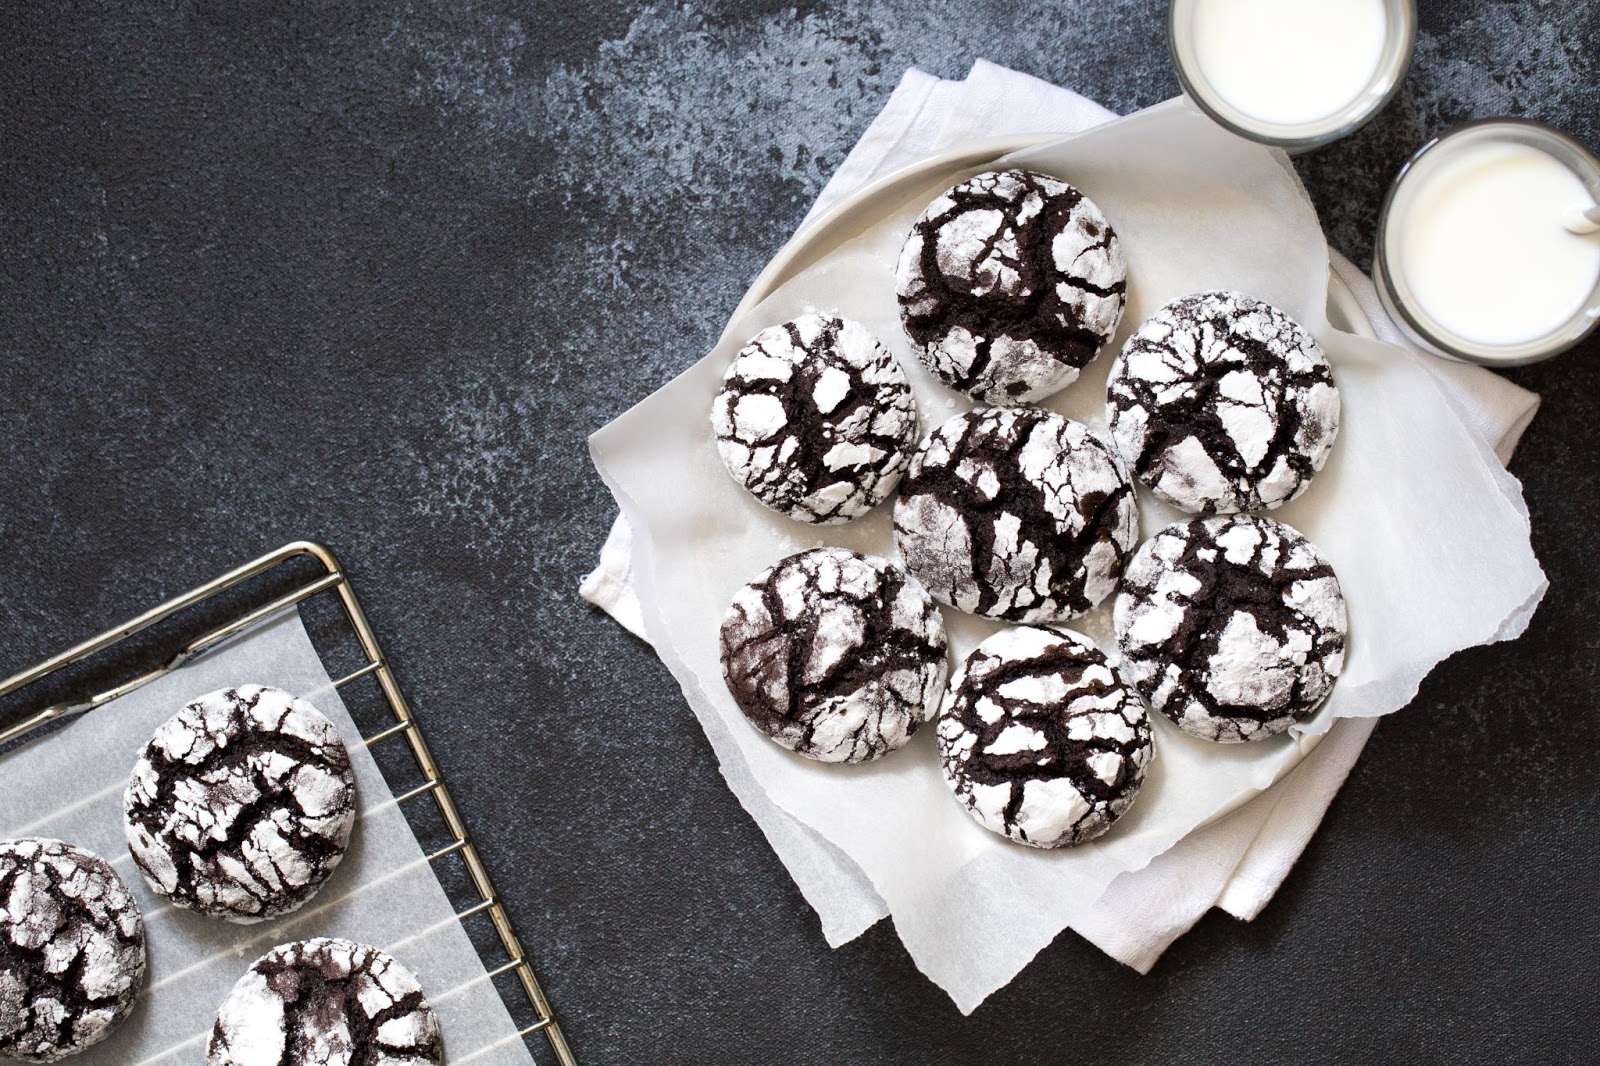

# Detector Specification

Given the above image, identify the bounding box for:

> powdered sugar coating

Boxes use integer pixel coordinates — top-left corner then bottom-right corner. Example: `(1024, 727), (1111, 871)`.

(123, 685), (356, 923)
(711, 313), (918, 524)
(937, 627), (1152, 848)
(893, 407), (1138, 622)
(207, 937), (441, 1066)
(1114, 515), (1347, 743)
(1106, 291), (1341, 514)
(720, 547), (948, 763)
(0, 838), (147, 1063)
(896, 169), (1128, 404)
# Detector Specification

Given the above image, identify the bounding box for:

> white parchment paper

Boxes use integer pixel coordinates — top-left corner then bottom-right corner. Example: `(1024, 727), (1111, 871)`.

(590, 100), (1545, 1010)
(0, 610), (535, 1065)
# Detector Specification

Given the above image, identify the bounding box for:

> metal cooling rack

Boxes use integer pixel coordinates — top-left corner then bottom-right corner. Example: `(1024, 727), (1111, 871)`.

(0, 540), (576, 1066)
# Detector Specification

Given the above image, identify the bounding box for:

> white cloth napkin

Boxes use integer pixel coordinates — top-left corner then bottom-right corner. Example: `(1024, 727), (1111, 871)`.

(580, 60), (1541, 976)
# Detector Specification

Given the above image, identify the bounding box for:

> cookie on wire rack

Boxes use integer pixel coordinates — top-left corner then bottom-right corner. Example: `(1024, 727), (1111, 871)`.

(207, 937), (442, 1066)
(123, 684), (357, 923)
(0, 838), (148, 1063)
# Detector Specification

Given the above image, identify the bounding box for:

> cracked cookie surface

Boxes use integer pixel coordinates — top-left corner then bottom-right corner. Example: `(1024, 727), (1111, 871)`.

(123, 684), (356, 923)
(1114, 514), (1347, 743)
(207, 937), (441, 1066)
(1107, 290), (1341, 514)
(711, 312), (918, 524)
(720, 547), (948, 763)
(893, 407), (1137, 623)
(0, 838), (147, 1063)
(895, 169), (1127, 404)
(937, 626), (1152, 848)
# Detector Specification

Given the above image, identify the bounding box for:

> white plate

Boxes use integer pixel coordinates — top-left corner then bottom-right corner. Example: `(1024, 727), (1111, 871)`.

(730, 135), (1374, 821)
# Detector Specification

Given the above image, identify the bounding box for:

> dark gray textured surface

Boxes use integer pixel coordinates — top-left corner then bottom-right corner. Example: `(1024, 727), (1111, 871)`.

(2, 3), (1596, 1063)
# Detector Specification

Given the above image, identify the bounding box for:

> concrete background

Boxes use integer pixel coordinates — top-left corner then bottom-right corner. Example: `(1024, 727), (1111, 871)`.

(2, 2), (1596, 1062)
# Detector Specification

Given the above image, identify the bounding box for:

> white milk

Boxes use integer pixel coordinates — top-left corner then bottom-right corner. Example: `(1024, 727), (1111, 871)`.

(1394, 141), (1600, 347)
(1191, 0), (1389, 126)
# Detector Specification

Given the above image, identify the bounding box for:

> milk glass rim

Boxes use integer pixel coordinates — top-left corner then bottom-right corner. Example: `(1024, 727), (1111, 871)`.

(1374, 117), (1600, 366)
(1167, 0), (1418, 153)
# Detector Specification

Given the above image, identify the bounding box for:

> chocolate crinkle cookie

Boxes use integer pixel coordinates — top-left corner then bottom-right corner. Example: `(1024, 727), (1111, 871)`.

(1114, 514), (1347, 743)
(123, 684), (357, 923)
(711, 312), (919, 524)
(1106, 290), (1341, 514)
(720, 547), (949, 763)
(938, 627), (1152, 848)
(893, 406), (1138, 623)
(895, 168), (1127, 404)
(0, 838), (147, 1063)
(207, 937), (442, 1066)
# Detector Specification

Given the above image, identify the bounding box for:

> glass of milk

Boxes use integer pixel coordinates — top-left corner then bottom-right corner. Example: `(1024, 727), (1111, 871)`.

(1374, 120), (1600, 366)
(1169, 0), (1417, 152)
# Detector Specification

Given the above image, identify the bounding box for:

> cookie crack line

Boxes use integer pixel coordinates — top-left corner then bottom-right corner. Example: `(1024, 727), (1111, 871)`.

(1166, 525), (1337, 718)
(269, 964), (427, 1066)
(947, 648), (1146, 801)
(908, 174), (1084, 335)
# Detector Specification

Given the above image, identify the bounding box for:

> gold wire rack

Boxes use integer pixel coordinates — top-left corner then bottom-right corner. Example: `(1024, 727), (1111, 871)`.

(0, 540), (575, 1066)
